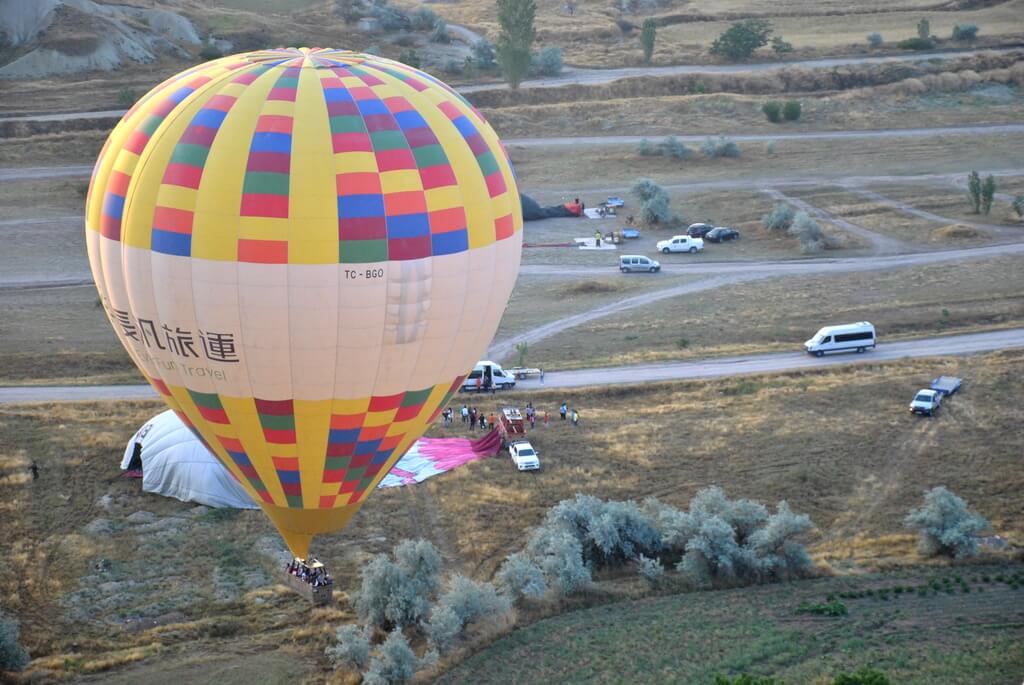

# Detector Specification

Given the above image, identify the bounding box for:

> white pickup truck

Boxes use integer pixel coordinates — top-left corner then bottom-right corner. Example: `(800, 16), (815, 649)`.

(656, 235), (704, 254)
(509, 440), (540, 471)
(909, 389), (942, 416)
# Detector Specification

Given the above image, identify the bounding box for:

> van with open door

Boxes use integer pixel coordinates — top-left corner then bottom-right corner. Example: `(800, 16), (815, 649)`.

(804, 322), (876, 357)
(461, 361), (517, 392)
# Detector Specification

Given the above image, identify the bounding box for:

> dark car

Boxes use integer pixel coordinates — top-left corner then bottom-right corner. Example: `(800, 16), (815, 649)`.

(686, 223), (714, 238)
(705, 227), (740, 243)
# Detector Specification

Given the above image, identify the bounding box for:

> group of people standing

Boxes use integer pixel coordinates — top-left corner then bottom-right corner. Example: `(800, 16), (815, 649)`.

(459, 405), (498, 430)
(448, 402), (578, 431)
(285, 558), (333, 587)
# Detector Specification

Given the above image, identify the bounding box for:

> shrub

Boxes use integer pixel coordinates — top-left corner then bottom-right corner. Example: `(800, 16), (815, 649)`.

(904, 486), (988, 558)
(898, 37), (935, 50)
(371, 4), (411, 31)
(660, 135), (691, 159)
(746, 501), (813, 575)
(431, 21), (451, 44)
(424, 605), (462, 654)
(531, 46), (563, 76)
(496, 552), (547, 599)
(411, 7), (439, 30)
(832, 666), (892, 685)
(443, 58), (462, 74)
(980, 174), (996, 215)
(967, 170), (982, 213)
(398, 49), (420, 68)
(694, 81), (706, 93)
(679, 514), (754, 586)
(710, 19), (773, 61)
(867, 32), (883, 47)
(762, 202), (795, 231)
(325, 624), (372, 670)
(796, 600), (848, 616)
(540, 494), (662, 567)
(788, 210), (826, 253)
(641, 18), (656, 64)
(199, 44), (223, 61)
(0, 611), (28, 672)
(355, 539), (442, 629)
(363, 630), (428, 685)
(117, 87), (138, 107)
(638, 554), (664, 583)
(714, 676), (785, 685)
(525, 525), (591, 595)
(771, 36), (793, 54)
(701, 135), (741, 158)
(1012, 194), (1024, 219)
(473, 38), (497, 70)
(952, 23), (978, 40)
(437, 574), (511, 625)
(762, 100), (782, 122)
(637, 138), (658, 156)
(917, 17), (930, 39)
(782, 100), (801, 121)
(631, 178), (680, 226)
(765, 140), (776, 155)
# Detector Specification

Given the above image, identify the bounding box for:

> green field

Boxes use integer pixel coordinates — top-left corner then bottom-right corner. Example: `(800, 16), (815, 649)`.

(439, 565), (1024, 685)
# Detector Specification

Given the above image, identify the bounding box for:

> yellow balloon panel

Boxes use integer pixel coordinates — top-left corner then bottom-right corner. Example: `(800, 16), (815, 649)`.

(85, 48), (522, 556)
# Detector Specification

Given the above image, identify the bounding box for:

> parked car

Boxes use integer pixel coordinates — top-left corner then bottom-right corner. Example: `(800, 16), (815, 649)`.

(909, 389), (942, 416)
(705, 227), (740, 243)
(686, 223), (715, 238)
(656, 235), (704, 254)
(619, 255), (661, 272)
(509, 440), (540, 471)
(804, 321), (876, 357)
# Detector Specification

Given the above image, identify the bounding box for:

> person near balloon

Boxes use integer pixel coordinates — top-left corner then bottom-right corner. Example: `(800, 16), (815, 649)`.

(543, 411), (549, 428)
(560, 402), (568, 421)
(571, 409), (580, 427)
(461, 405), (469, 423)
(469, 408), (477, 430)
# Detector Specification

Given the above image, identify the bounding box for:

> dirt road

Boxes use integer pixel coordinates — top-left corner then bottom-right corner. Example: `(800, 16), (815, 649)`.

(459, 47), (1023, 93)
(3, 328), (1021, 404)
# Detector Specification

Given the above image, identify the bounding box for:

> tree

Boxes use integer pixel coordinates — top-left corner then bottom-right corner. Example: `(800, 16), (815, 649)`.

(966, 170), (982, 213)
(782, 100), (801, 121)
(952, 24), (978, 40)
(917, 17), (930, 39)
(363, 630), (432, 685)
(762, 202), (795, 231)
(325, 624), (372, 670)
(762, 101), (782, 123)
(514, 341), (528, 367)
(354, 539), (442, 629)
(1012, 193), (1024, 219)
(473, 38), (497, 70)
(531, 46), (563, 76)
(496, 552), (547, 599)
(904, 486), (988, 558)
(398, 49), (421, 68)
(0, 610), (29, 673)
(771, 36), (793, 54)
(867, 32), (883, 47)
(710, 19), (773, 61)
(640, 19), (657, 64)
(431, 21), (451, 44)
(497, 0), (537, 89)
(980, 174), (996, 215)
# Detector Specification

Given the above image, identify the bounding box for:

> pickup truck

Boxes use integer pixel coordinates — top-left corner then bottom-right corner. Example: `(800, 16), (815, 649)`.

(909, 389), (942, 416)
(509, 440), (540, 471)
(656, 235), (704, 254)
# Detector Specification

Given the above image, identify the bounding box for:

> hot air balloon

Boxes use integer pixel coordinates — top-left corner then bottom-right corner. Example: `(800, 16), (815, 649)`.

(86, 47), (522, 557)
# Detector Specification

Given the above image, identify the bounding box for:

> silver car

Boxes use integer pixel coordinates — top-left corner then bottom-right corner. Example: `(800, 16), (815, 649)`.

(619, 255), (661, 273)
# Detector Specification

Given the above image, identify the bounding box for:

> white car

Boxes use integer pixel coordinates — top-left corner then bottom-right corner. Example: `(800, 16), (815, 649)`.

(509, 440), (540, 471)
(909, 389), (942, 416)
(656, 235), (704, 254)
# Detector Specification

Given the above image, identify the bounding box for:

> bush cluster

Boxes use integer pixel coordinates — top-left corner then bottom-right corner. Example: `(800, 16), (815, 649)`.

(762, 100), (801, 122)
(867, 32), (883, 47)
(952, 24), (979, 41)
(788, 210), (826, 253)
(473, 39), (498, 70)
(898, 37), (935, 50)
(904, 486), (988, 558)
(630, 178), (683, 226)
(637, 135), (692, 159)
(701, 135), (741, 158)
(530, 46), (563, 76)
(0, 610), (29, 673)
(762, 202), (795, 231)
(354, 538), (442, 630)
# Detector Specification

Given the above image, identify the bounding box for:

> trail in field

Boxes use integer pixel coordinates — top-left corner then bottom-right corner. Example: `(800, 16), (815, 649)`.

(459, 47), (1024, 93)
(4, 328), (1023, 403)
(504, 123), (1024, 148)
(845, 187), (1023, 238)
(760, 187), (908, 256)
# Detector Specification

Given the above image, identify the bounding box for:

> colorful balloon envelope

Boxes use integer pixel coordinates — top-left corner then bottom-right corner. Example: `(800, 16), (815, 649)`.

(86, 48), (522, 556)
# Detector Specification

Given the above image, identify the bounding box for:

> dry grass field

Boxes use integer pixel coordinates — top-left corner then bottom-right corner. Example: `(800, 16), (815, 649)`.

(521, 255), (1024, 369)
(3, 351), (1022, 680)
(869, 181), (1024, 227)
(509, 131), (1024, 192)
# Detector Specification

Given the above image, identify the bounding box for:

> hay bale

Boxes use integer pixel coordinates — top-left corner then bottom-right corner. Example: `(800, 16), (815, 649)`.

(933, 224), (984, 241)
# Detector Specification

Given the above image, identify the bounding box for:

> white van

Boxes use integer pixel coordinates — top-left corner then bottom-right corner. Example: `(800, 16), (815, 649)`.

(619, 255), (661, 273)
(461, 361), (516, 392)
(804, 322), (876, 357)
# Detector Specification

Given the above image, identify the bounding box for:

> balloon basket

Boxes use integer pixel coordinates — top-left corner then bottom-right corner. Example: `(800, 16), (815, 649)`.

(283, 558), (334, 606)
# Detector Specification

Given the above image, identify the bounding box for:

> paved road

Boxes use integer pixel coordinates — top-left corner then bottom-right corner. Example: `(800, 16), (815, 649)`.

(504, 123), (1024, 147)
(492, 242), (1024, 359)
(3, 328), (1021, 404)
(459, 47), (1023, 93)
(509, 328), (1024, 390)
(0, 165), (92, 181)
